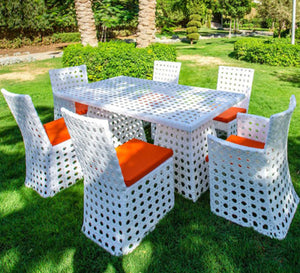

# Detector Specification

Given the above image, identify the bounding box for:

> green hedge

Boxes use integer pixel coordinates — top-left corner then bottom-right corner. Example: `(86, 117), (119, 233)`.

(62, 41), (177, 81)
(0, 32), (81, 49)
(234, 38), (300, 67)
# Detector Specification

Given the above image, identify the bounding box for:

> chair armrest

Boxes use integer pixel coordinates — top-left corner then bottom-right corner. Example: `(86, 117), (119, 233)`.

(207, 134), (266, 171)
(236, 113), (269, 143)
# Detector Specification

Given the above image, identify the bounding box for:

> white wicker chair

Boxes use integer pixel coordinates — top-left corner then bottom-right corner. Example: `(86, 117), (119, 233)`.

(208, 95), (299, 239)
(49, 65), (88, 119)
(87, 107), (146, 147)
(151, 60), (182, 139)
(62, 108), (175, 256)
(213, 66), (254, 138)
(1, 89), (82, 198)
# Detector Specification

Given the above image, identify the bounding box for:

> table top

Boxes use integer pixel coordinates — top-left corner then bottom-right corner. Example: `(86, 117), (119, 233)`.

(54, 76), (245, 132)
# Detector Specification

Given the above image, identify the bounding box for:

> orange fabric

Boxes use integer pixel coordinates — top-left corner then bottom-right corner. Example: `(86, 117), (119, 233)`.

(205, 135), (264, 163)
(213, 107), (247, 123)
(116, 138), (173, 187)
(226, 135), (265, 149)
(43, 117), (71, 146)
(75, 102), (88, 115)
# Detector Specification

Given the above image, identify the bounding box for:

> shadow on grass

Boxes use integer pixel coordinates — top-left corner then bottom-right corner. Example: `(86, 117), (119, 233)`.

(272, 71), (300, 88)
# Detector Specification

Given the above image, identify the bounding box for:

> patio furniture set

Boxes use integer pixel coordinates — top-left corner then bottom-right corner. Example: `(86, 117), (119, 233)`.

(2, 61), (299, 256)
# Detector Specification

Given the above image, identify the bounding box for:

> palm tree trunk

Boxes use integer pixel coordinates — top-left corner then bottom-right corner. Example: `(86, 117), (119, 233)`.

(74, 0), (98, 47)
(136, 0), (156, 48)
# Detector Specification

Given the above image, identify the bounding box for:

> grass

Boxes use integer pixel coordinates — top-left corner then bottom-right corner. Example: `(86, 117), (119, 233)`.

(1, 37), (300, 273)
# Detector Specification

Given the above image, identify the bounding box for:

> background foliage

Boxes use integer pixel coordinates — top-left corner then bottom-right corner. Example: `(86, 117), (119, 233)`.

(234, 38), (300, 66)
(62, 41), (176, 81)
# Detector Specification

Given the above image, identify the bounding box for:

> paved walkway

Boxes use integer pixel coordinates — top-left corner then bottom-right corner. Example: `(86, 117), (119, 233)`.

(0, 50), (63, 66)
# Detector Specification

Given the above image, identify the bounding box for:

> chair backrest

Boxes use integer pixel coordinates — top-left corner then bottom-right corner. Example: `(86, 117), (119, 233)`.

(153, 61), (181, 84)
(265, 95), (296, 152)
(49, 64), (88, 92)
(217, 66), (254, 110)
(1, 89), (50, 148)
(61, 108), (127, 191)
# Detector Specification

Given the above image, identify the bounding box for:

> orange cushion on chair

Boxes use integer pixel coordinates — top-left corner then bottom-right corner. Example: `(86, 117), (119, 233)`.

(213, 107), (247, 123)
(226, 135), (265, 149)
(116, 138), (173, 187)
(44, 117), (71, 146)
(75, 102), (88, 115)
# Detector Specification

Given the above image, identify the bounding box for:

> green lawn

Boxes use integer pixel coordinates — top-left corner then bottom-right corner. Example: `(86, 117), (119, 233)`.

(0, 38), (299, 273)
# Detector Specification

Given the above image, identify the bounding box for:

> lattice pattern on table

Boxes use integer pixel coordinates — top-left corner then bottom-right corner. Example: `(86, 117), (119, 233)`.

(62, 108), (174, 256)
(208, 95), (299, 239)
(1, 89), (82, 198)
(87, 107), (146, 147)
(214, 66), (255, 137)
(54, 76), (245, 132)
(155, 120), (215, 202)
(49, 65), (88, 119)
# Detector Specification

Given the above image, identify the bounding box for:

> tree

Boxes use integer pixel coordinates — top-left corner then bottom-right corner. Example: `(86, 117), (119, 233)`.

(74, 0), (98, 46)
(219, 0), (251, 37)
(186, 14), (201, 44)
(258, 0), (293, 38)
(0, 0), (49, 37)
(136, 0), (156, 48)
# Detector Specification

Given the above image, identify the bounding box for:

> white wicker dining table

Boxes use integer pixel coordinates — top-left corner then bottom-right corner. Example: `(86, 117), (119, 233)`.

(53, 76), (245, 202)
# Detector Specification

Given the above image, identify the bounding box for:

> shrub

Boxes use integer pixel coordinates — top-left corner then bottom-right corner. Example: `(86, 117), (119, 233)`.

(295, 28), (300, 40)
(52, 32), (81, 43)
(234, 38), (300, 67)
(62, 41), (177, 82)
(186, 14), (201, 44)
(273, 29), (290, 38)
(0, 32), (80, 49)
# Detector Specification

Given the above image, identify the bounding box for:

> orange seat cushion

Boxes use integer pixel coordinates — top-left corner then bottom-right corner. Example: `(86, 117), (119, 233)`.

(43, 117), (71, 146)
(116, 138), (173, 187)
(226, 135), (265, 149)
(75, 102), (88, 115)
(213, 107), (247, 123)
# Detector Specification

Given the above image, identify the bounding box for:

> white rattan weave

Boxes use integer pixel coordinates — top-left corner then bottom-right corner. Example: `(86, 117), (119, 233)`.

(208, 95), (299, 239)
(53, 76), (244, 201)
(1, 89), (82, 198)
(214, 66), (254, 137)
(62, 108), (174, 256)
(153, 60), (181, 84)
(151, 61), (182, 139)
(87, 107), (146, 147)
(155, 121), (215, 202)
(49, 65), (88, 119)
(53, 76), (245, 132)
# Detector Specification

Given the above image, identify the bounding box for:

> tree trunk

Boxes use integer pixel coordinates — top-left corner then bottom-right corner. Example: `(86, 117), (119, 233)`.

(229, 18), (232, 38)
(136, 0), (157, 48)
(74, 0), (98, 47)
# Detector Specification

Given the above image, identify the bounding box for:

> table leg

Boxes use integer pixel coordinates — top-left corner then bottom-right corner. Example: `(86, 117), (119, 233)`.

(154, 121), (216, 202)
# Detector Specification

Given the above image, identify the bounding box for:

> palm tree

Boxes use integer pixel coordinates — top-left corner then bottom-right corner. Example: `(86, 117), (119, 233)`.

(136, 0), (156, 48)
(74, 0), (98, 47)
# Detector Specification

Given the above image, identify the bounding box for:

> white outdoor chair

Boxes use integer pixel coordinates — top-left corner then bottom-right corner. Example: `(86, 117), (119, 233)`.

(87, 107), (146, 147)
(49, 65), (89, 120)
(62, 108), (175, 256)
(208, 95), (299, 239)
(151, 60), (182, 139)
(213, 66), (254, 138)
(1, 89), (82, 198)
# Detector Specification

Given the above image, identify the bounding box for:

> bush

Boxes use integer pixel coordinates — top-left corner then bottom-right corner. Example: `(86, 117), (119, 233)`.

(0, 32), (81, 49)
(295, 28), (300, 40)
(52, 32), (81, 43)
(234, 38), (300, 67)
(273, 29), (290, 38)
(62, 41), (177, 82)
